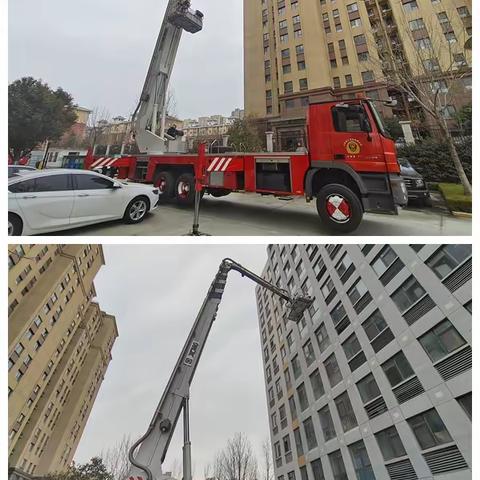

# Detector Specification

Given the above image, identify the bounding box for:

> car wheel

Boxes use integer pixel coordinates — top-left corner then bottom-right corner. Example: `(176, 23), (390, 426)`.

(124, 197), (150, 224)
(316, 184), (363, 233)
(154, 171), (176, 202)
(8, 213), (23, 236)
(175, 173), (196, 206)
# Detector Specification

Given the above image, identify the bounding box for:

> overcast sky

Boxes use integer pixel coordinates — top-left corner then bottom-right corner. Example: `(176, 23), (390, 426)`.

(75, 245), (270, 478)
(9, 0), (244, 119)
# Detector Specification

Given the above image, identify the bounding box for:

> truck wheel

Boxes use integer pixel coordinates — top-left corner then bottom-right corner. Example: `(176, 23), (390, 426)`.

(154, 171), (175, 202)
(316, 184), (363, 233)
(175, 173), (196, 206)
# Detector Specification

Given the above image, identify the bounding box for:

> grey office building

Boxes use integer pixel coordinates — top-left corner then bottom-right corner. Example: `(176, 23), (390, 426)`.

(256, 245), (471, 480)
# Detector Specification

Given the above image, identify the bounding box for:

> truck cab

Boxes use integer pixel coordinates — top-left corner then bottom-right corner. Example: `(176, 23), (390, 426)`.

(304, 99), (407, 231)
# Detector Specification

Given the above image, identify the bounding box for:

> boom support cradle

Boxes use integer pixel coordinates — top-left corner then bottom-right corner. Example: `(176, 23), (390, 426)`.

(126, 259), (313, 480)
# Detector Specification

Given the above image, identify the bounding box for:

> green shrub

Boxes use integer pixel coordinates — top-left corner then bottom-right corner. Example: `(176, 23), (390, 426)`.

(438, 183), (472, 213)
(397, 139), (471, 184)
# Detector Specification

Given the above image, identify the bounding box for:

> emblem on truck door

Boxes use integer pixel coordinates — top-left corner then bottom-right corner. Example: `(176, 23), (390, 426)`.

(344, 139), (362, 155)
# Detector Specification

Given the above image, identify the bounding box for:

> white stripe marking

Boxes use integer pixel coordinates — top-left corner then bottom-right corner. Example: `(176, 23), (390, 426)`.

(106, 158), (118, 167)
(215, 158), (226, 171)
(99, 158), (113, 167)
(221, 158), (233, 172)
(91, 157), (105, 168)
(207, 157), (220, 172)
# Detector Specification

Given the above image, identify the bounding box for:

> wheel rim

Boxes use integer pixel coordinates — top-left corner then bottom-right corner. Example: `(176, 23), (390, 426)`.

(326, 194), (352, 223)
(8, 220), (13, 236)
(177, 181), (190, 199)
(130, 200), (147, 221)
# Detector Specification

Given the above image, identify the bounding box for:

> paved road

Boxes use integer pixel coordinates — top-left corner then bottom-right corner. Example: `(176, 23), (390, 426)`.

(62, 193), (471, 237)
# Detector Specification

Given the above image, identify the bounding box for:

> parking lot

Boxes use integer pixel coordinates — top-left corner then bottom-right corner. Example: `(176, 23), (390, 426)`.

(61, 193), (471, 237)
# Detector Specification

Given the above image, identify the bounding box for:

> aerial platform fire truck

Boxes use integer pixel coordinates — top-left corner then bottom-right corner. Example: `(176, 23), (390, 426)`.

(125, 258), (313, 480)
(85, 0), (407, 232)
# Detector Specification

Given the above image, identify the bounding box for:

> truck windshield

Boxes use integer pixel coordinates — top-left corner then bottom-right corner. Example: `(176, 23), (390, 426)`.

(367, 101), (391, 139)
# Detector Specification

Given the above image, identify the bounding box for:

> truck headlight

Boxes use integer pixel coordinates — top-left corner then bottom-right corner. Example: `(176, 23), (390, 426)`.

(415, 179), (424, 188)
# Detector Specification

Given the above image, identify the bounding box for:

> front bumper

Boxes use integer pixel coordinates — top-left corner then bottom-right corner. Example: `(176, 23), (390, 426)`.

(390, 174), (408, 207)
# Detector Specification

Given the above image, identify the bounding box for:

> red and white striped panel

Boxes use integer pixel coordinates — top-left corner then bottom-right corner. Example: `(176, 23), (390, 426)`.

(90, 157), (119, 169)
(207, 157), (233, 173)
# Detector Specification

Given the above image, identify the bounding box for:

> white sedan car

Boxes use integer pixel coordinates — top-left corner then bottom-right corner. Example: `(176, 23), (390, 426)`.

(8, 169), (160, 235)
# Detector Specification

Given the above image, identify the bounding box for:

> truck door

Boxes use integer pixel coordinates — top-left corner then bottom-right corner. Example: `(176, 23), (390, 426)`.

(329, 103), (384, 172)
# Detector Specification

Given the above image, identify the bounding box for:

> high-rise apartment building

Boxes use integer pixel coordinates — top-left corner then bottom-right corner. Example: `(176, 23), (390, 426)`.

(256, 245), (471, 480)
(244, 1), (472, 149)
(8, 244), (118, 479)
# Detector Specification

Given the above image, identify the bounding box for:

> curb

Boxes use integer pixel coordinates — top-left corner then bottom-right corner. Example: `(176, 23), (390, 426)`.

(451, 211), (472, 219)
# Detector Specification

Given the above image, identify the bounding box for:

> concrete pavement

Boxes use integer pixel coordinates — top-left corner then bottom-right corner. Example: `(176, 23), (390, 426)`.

(60, 193), (471, 237)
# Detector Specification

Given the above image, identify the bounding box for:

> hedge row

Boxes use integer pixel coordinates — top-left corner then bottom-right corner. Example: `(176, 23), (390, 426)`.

(397, 139), (472, 184)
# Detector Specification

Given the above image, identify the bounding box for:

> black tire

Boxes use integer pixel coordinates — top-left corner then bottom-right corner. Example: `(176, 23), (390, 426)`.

(123, 196), (150, 224)
(175, 173), (196, 206)
(8, 213), (23, 236)
(316, 184), (363, 233)
(154, 171), (176, 202)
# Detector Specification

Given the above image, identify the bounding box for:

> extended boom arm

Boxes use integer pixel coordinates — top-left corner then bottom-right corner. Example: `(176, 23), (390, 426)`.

(126, 259), (313, 480)
(133, 0), (203, 155)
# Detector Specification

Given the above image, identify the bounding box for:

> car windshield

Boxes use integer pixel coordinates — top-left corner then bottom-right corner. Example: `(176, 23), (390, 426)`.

(367, 101), (391, 138)
(398, 158), (412, 168)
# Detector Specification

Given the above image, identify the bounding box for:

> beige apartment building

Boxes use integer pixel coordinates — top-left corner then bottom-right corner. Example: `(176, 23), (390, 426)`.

(8, 245), (118, 479)
(244, 0), (472, 149)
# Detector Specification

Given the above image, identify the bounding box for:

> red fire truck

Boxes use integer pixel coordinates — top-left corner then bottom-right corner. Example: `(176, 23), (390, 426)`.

(84, 0), (407, 233)
(86, 99), (407, 233)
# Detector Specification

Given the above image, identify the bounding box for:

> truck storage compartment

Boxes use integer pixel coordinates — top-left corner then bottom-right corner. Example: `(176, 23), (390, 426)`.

(255, 158), (291, 192)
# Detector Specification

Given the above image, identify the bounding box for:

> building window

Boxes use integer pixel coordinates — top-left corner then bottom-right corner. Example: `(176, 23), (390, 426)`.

(318, 405), (336, 441)
(310, 459), (325, 480)
(303, 340), (316, 366)
(309, 370), (325, 400)
(328, 450), (348, 480)
(371, 246), (400, 275)
(342, 334), (366, 371)
(407, 408), (453, 450)
(418, 319), (466, 362)
(324, 353), (342, 387)
(375, 425), (407, 460)
(356, 373), (381, 404)
(349, 440), (374, 480)
(315, 324), (330, 353)
(275, 442), (282, 467)
(289, 396), (298, 421)
(303, 417), (318, 450)
(426, 245), (471, 280)
(456, 392), (472, 419)
(348, 279), (369, 306)
(336, 253), (354, 282)
(297, 383), (309, 411)
(292, 355), (301, 379)
(294, 428), (304, 457)
(299, 78), (308, 91)
(330, 302), (349, 334)
(334, 391), (358, 432)
(391, 276), (426, 313)
(382, 351), (414, 387)
(283, 434), (293, 463)
(362, 309), (394, 352)
(284, 81), (294, 93)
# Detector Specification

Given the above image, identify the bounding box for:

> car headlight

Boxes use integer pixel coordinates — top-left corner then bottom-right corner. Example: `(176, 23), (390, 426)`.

(415, 179), (425, 187)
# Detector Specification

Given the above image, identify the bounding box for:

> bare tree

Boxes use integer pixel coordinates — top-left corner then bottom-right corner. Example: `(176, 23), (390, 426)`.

(213, 433), (258, 480)
(101, 434), (134, 480)
(203, 462), (212, 480)
(261, 439), (273, 480)
(169, 457), (183, 480)
(366, 5), (472, 194)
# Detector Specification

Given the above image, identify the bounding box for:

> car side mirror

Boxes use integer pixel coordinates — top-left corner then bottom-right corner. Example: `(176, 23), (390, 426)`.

(112, 182), (122, 189)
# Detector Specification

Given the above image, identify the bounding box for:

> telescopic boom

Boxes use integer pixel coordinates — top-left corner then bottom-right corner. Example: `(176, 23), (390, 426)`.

(126, 259), (313, 480)
(133, 0), (203, 155)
